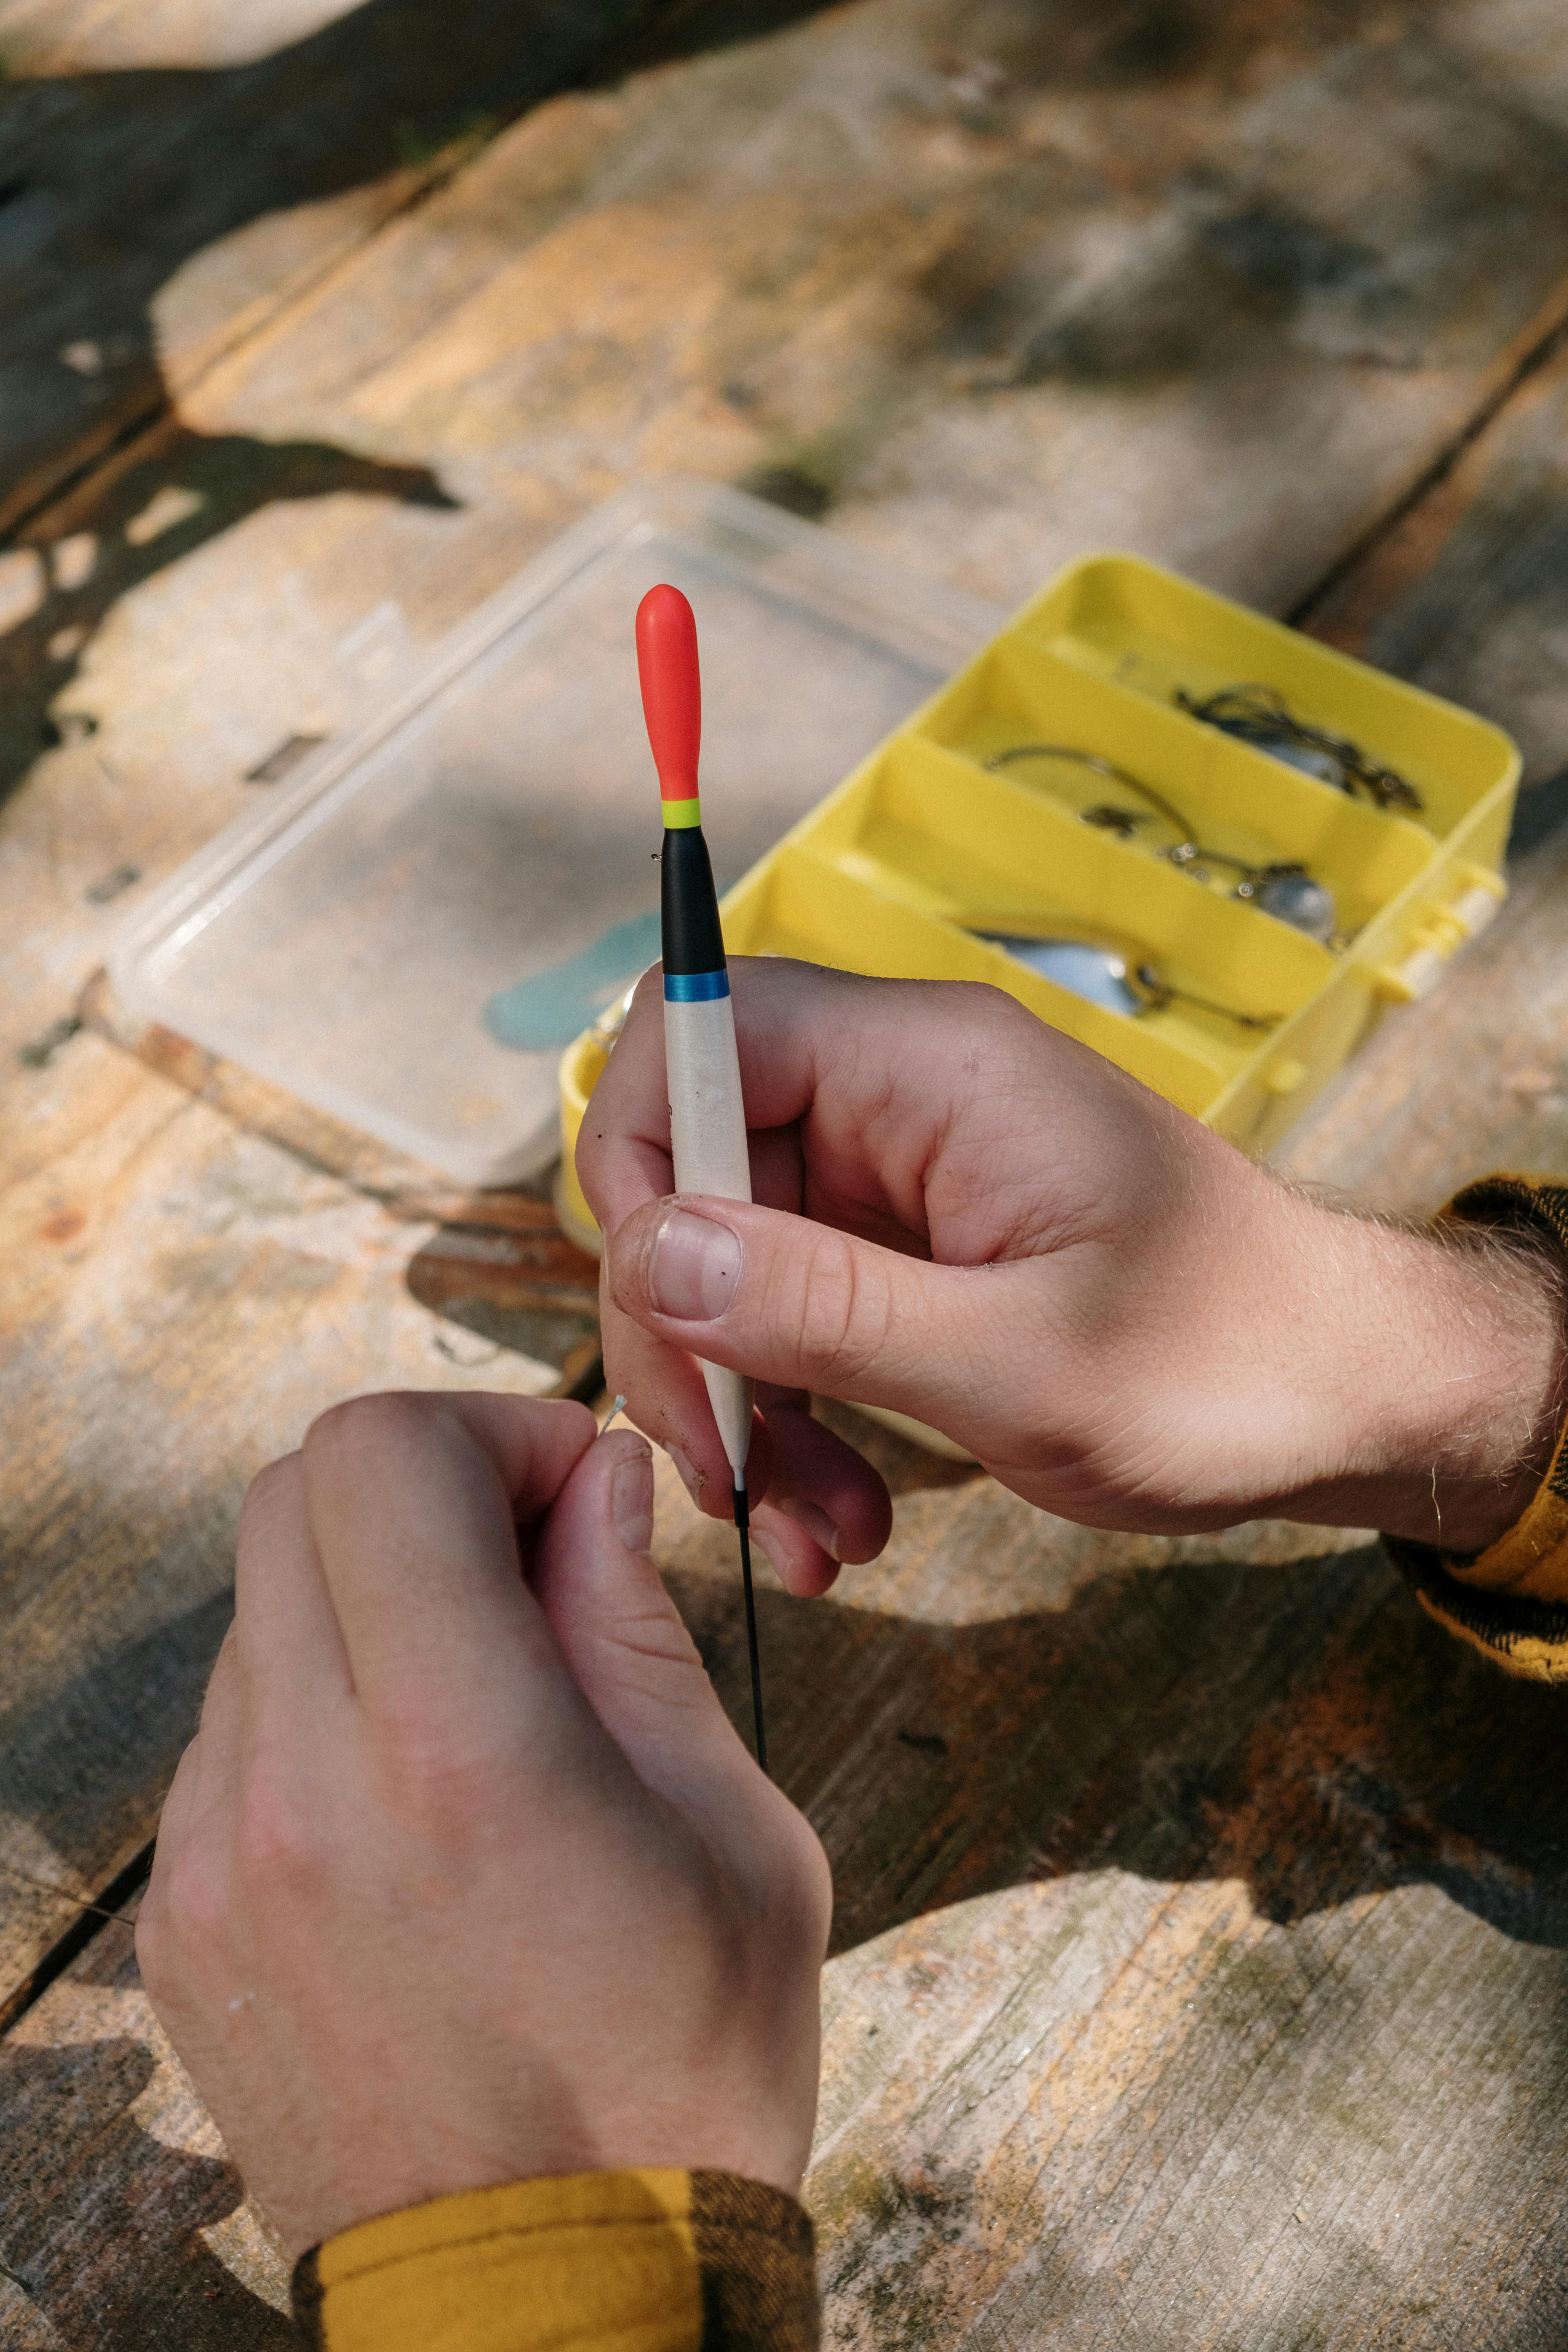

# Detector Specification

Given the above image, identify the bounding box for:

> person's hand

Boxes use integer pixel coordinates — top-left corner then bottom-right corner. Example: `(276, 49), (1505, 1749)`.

(580, 959), (1567, 1557)
(136, 1393), (829, 2260)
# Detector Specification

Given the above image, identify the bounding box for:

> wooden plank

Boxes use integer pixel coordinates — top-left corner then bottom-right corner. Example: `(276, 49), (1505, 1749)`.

(1279, 330), (1568, 1207)
(1300, 330), (1568, 806)
(7, 1432), (1560, 2345)
(3, 2), (1568, 2338)
(0, 1888), (294, 2344)
(169, 0), (1568, 622)
(0, 1049), (588, 2010)
(9, 0), (1568, 1066)
(684, 1409), (1568, 2346)
(8, 0), (1568, 1031)
(7, 0), (1568, 1184)
(0, 0), (682, 538)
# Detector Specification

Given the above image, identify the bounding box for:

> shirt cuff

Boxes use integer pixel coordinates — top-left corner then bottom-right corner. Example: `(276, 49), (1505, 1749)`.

(291, 2167), (819, 2352)
(1382, 1174), (1568, 1682)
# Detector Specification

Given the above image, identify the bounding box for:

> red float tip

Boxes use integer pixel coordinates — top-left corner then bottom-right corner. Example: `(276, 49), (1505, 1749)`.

(636, 584), (702, 803)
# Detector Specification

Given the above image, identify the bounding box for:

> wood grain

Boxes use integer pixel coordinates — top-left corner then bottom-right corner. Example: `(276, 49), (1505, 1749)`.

(604, 1441), (1568, 2350)
(2, 1433), (1564, 2347)
(0, 0), (702, 538)
(1282, 329), (1568, 1208)
(1302, 330), (1568, 801)
(0, 1890), (294, 2346)
(4, 0), (1568, 2342)
(166, 0), (1568, 620)
(0, 1047), (586, 2009)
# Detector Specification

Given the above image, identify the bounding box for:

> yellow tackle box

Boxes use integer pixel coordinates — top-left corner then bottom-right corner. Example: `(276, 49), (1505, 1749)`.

(555, 552), (1519, 1255)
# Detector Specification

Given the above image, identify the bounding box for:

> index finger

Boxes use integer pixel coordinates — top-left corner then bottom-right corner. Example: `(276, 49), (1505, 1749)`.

(579, 958), (854, 1234)
(578, 965), (674, 1228)
(578, 957), (986, 1242)
(297, 1392), (596, 1738)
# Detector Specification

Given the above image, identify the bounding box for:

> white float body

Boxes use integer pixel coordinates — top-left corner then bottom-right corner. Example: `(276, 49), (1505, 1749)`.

(663, 986), (755, 1478)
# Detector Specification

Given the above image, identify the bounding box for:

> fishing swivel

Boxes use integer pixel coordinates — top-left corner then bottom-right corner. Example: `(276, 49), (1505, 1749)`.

(983, 743), (1339, 944)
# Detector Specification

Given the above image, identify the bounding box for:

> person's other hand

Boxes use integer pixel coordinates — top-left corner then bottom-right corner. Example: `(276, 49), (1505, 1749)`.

(580, 959), (1566, 1557)
(136, 1394), (828, 2260)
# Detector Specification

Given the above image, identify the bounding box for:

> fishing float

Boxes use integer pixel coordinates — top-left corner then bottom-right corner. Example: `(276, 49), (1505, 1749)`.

(634, 582), (766, 1773)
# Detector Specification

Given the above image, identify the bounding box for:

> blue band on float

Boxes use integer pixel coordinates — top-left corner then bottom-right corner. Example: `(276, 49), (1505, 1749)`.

(663, 968), (730, 1002)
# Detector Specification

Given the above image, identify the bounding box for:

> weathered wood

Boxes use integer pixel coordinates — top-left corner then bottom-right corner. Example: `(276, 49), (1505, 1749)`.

(1301, 330), (1568, 801)
(4, 0), (1568, 2342)
(660, 1409), (1568, 2347)
(1280, 330), (1568, 1207)
(0, 0), (714, 539)
(171, 0), (1568, 623)
(0, 1890), (294, 2344)
(0, 1047), (586, 2008)
(6, 1443), (1560, 2347)
(8, 0), (1568, 1228)
(1279, 820), (1568, 1215)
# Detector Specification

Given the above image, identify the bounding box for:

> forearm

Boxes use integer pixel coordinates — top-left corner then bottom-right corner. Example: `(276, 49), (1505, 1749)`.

(1264, 1192), (1568, 1553)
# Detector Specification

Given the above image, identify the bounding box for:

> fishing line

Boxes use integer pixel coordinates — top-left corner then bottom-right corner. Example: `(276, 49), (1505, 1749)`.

(0, 1857), (138, 1929)
(733, 1483), (767, 1775)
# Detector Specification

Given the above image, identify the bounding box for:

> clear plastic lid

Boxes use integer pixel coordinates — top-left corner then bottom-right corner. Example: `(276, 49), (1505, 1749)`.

(111, 480), (998, 1185)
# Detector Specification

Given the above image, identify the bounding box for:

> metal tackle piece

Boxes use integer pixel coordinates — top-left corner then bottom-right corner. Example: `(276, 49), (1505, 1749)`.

(983, 743), (1340, 943)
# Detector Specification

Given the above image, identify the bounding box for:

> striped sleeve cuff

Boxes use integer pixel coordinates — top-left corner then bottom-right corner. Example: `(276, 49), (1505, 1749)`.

(1383, 1175), (1568, 1683)
(291, 2168), (819, 2352)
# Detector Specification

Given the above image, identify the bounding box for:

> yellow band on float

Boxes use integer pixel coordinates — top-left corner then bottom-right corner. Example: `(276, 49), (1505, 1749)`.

(662, 796), (702, 829)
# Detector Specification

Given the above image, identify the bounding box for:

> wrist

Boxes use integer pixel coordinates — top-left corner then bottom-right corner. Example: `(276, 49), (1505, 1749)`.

(1276, 1200), (1567, 1551)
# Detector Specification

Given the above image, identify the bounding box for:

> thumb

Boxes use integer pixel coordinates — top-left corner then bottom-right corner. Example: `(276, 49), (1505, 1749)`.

(606, 1195), (1032, 1455)
(530, 1429), (761, 1812)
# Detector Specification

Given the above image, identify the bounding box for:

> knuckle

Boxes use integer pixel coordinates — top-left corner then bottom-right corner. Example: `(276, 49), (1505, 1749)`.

(233, 1766), (330, 1906)
(773, 1226), (893, 1392)
(160, 1825), (231, 1945)
(239, 1453), (298, 1525)
(368, 1696), (502, 1833)
(937, 979), (1045, 1067)
(971, 977), (1030, 1025)
(949, 977), (1028, 1031)
(723, 1801), (832, 1978)
(303, 1389), (430, 1471)
(771, 1809), (833, 1963)
(133, 1894), (169, 1995)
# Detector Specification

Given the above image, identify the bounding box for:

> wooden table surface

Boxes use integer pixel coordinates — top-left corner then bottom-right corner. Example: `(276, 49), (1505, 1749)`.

(4, 2), (1568, 2343)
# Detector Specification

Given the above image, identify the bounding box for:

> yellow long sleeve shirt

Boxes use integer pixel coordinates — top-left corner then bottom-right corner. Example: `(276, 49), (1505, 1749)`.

(292, 2168), (818, 2351)
(292, 1174), (1568, 2352)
